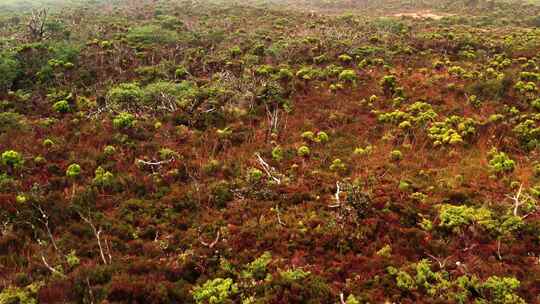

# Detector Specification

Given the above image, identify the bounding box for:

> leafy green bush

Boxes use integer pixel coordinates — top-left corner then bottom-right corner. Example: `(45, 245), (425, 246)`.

(1, 150), (24, 168)
(126, 25), (178, 45)
(380, 75), (397, 95)
(52, 100), (71, 113)
(439, 204), (492, 231)
(0, 52), (19, 90)
(488, 148), (515, 173)
(142, 80), (197, 108)
(338, 69), (357, 83)
(229, 46), (242, 58)
(390, 150), (403, 161)
(242, 251), (272, 280)
(271, 146), (283, 161)
(66, 163), (81, 178)
(330, 158), (346, 172)
(482, 276), (525, 304)
(428, 115), (477, 146)
(106, 83), (144, 109)
(247, 168), (263, 183)
(192, 277), (238, 304)
(297, 145), (310, 157)
(93, 166), (114, 187)
(113, 112), (135, 129)
(0, 112), (24, 133)
(513, 119), (540, 150)
(354, 145), (373, 156)
(338, 54), (353, 63)
(0, 282), (41, 304)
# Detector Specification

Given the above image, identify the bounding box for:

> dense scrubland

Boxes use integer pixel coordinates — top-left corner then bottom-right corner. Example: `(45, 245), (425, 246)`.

(1, 0), (540, 303)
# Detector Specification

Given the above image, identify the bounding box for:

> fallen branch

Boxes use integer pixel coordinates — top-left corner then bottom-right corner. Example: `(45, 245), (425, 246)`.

(136, 157), (175, 167)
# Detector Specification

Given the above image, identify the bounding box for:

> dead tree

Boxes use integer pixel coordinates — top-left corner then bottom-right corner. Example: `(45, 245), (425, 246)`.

(27, 8), (48, 41)
(77, 209), (111, 265)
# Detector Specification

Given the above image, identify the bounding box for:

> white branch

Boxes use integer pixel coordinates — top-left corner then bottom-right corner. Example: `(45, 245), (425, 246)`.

(255, 153), (281, 184)
(199, 230), (220, 249)
(78, 211), (109, 265)
(329, 182), (341, 208)
(136, 158), (175, 167)
(41, 253), (66, 278)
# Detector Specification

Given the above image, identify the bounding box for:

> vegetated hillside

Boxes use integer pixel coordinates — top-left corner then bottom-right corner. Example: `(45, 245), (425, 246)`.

(0, 0), (540, 303)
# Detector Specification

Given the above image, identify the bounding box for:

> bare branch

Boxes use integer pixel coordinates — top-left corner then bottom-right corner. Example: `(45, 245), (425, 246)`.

(506, 184), (537, 218)
(136, 158), (175, 167)
(275, 205), (286, 227)
(339, 292), (346, 304)
(425, 253), (451, 269)
(255, 153), (281, 184)
(199, 230), (220, 249)
(77, 210), (110, 265)
(41, 253), (66, 278)
(329, 181), (341, 208)
(28, 9), (48, 41)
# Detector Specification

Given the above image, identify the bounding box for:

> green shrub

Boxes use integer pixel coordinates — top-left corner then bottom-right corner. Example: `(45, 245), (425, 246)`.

(142, 81), (197, 107)
(316, 131), (329, 143)
(159, 148), (178, 160)
(66, 163), (81, 178)
(277, 68), (293, 80)
(126, 25), (178, 45)
(338, 69), (357, 83)
(329, 158), (346, 172)
(297, 146), (310, 157)
(272, 146), (283, 161)
(482, 276), (525, 304)
(1, 150), (24, 168)
(301, 131), (315, 141)
(0, 53), (20, 91)
(93, 166), (114, 187)
(396, 270), (416, 291)
(113, 112), (135, 129)
(513, 119), (540, 150)
(52, 100), (71, 113)
(103, 145), (116, 156)
(439, 204), (477, 229)
(514, 81), (537, 94)
(247, 167), (263, 183)
(488, 148), (515, 173)
(106, 83), (144, 109)
(354, 145), (373, 156)
(42, 138), (54, 148)
(338, 54), (353, 63)
(390, 150), (403, 161)
(0, 112), (24, 133)
(66, 250), (80, 267)
(0, 282), (41, 304)
(242, 251), (272, 280)
(229, 46), (242, 57)
(279, 268), (311, 282)
(428, 115), (477, 146)
(439, 204), (492, 231)
(175, 66), (189, 79)
(380, 75), (397, 95)
(192, 278), (238, 304)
